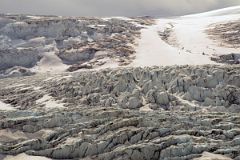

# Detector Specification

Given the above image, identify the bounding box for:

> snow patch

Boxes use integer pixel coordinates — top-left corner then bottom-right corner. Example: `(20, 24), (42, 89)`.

(36, 95), (65, 109)
(0, 101), (15, 111)
(3, 153), (52, 160)
(32, 51), (68, 73)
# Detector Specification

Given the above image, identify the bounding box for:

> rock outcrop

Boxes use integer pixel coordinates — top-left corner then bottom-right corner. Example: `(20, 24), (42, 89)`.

(211, 53), (240, 64)
(207, 20), (240, 48)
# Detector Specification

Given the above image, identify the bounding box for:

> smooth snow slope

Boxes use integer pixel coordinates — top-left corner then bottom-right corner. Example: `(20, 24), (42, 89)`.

(131, 24), (214, 67)
(172, 13), (240, 56)
(132, 6), (240, 67)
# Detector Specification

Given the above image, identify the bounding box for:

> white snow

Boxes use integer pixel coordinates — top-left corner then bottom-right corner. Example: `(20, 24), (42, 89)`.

(140, 105), (153, 112)
(195, 152), (232, 160)
(173, 14), (240, 56)
(3, 153), (52, 160)
(130, 24), (215, 67)
(27, 16), (43, 20)
(32, 51), (68, 73)
(131, 6), (240, 67)
(36, 95), (65, 109)
(0, 101), (15, 111)
(102, 17), (133, 21)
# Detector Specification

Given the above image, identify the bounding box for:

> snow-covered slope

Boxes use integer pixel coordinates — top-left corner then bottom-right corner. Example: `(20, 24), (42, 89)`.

(130, 24), (215, 67)
(132, 6), (240, 67)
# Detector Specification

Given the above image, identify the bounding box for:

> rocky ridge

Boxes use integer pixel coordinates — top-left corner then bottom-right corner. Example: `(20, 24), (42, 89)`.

(211, 53), (240, 65)
(207, 20), (240, 48)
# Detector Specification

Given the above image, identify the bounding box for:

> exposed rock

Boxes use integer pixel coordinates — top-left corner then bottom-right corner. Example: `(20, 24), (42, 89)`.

(127, 96), (143, 109)
(211, 53), (240, 64)
(67, 63), (93, 72)
(158, 23), (179, 47)
(155, 92), (170, 106)
(207, 20), (240, 48)
(0, 66), (35, 79)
